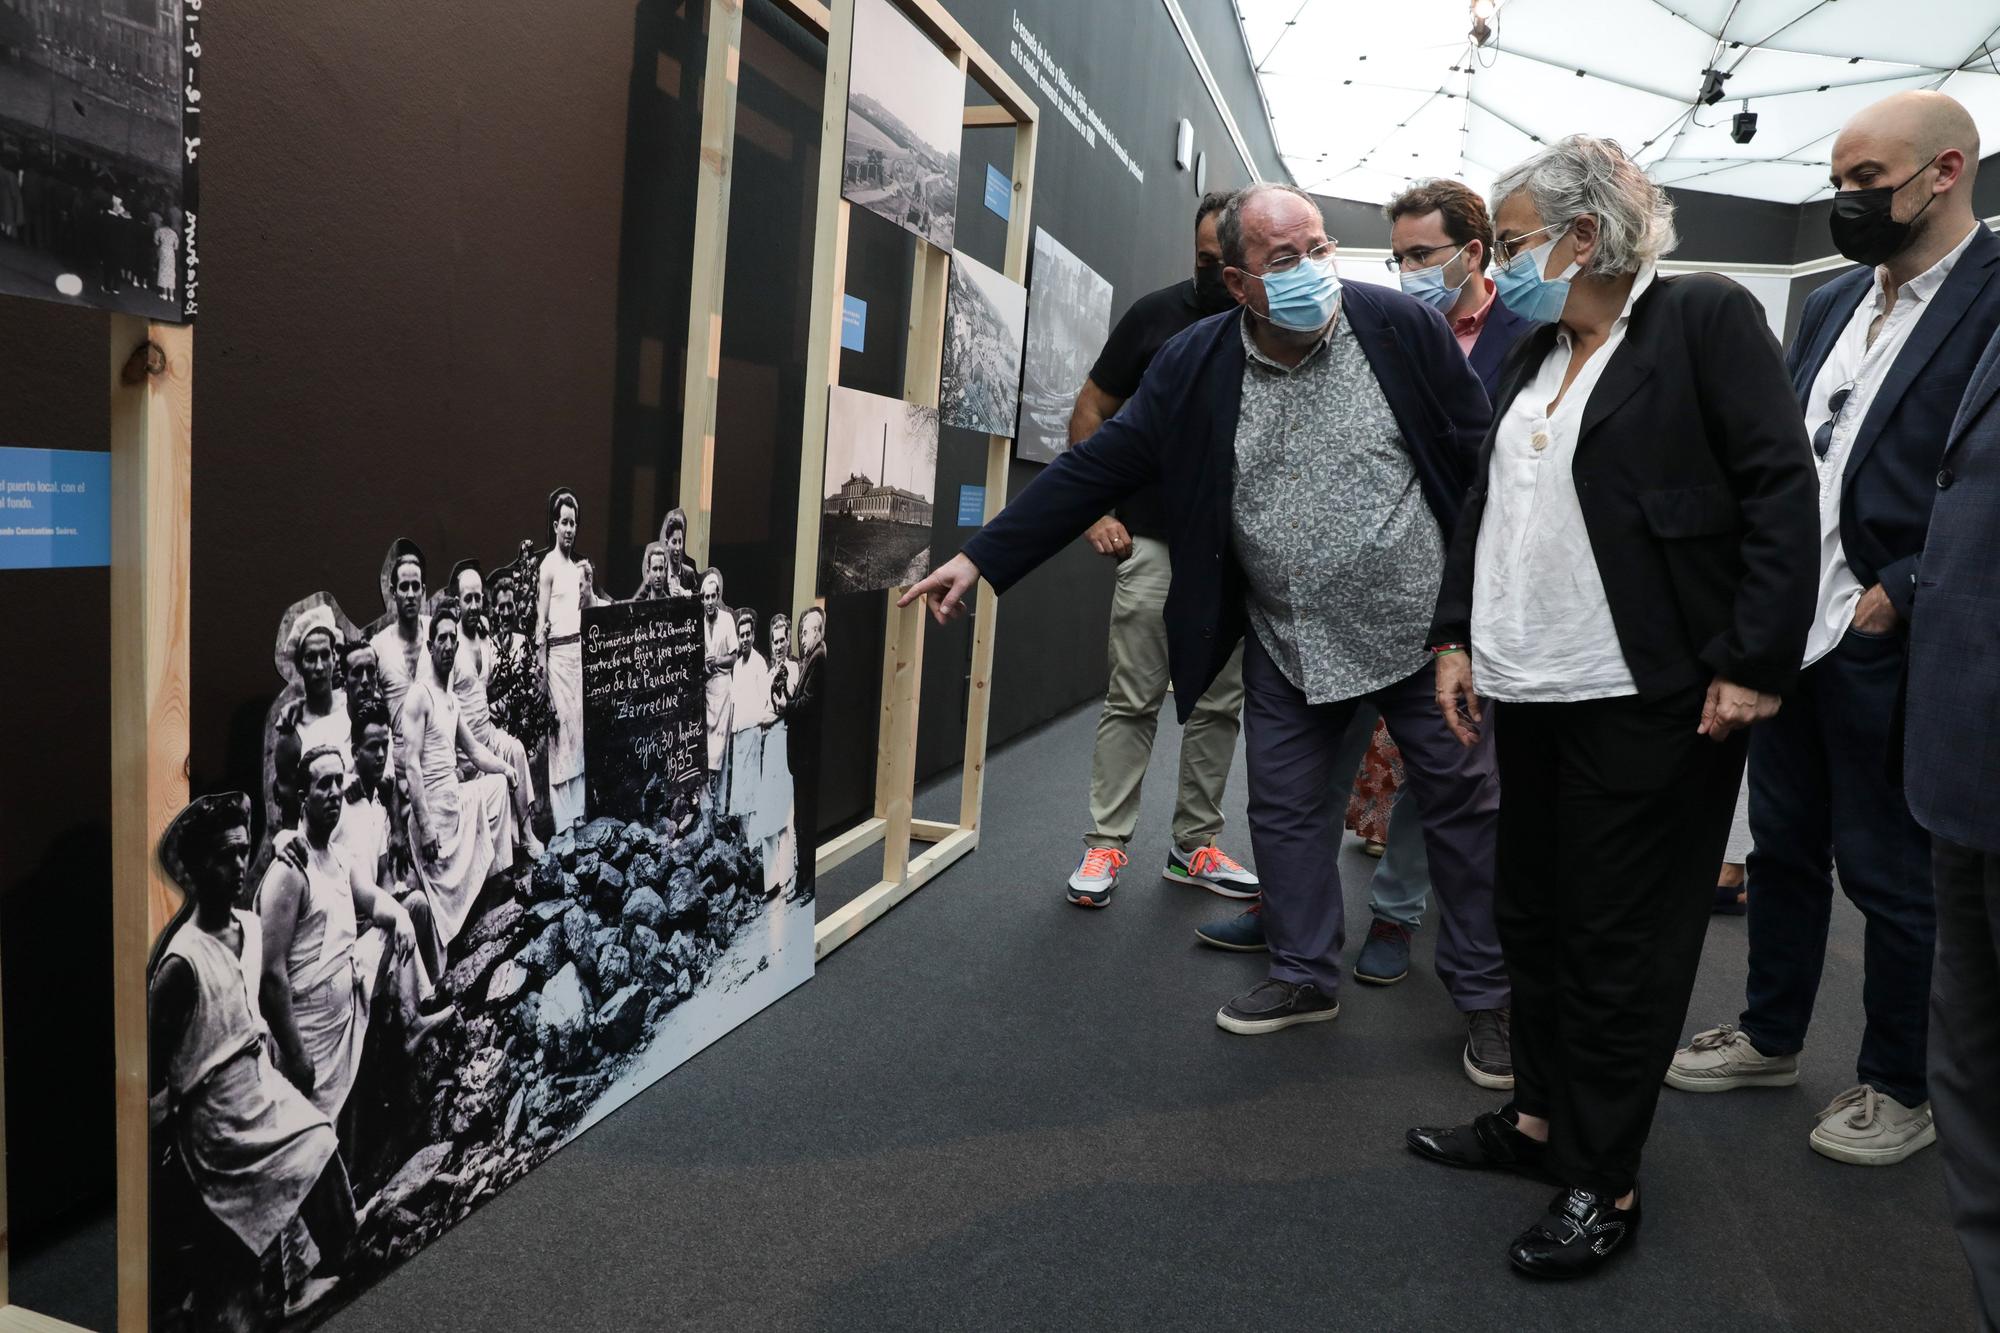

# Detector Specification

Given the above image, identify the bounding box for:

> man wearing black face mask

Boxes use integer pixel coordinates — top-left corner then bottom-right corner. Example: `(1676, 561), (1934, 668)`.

(1671, 90), (2000, 1170)
(1055, 189), (1264, 910)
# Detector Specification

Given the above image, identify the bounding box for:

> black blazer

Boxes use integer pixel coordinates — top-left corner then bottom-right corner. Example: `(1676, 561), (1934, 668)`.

(1787, 223), (2000, 617)
(963, 283), (1492, 721)
(1905, 329), (2000, 851)
(1430, 273), (1819, 699)
(1466, 295), (1540, 399)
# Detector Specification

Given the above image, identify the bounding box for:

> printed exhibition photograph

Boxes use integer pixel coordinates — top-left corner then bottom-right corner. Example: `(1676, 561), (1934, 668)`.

(939, 250), (1028, 439)
(147, 494), (825, 1330)
(839, 0), (963, 253)
(0, 0), (197, 320)
(819, 383), (939, 596)
(1016, 227), (1113, 464)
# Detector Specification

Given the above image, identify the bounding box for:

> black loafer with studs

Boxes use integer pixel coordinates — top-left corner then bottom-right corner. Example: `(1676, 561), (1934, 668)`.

(1507, 1187), (1640, 1279)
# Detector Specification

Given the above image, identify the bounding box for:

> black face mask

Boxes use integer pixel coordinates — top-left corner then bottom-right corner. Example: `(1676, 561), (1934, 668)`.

(1194, 264), (1233, 313)
(1829, 154), (1939, 267)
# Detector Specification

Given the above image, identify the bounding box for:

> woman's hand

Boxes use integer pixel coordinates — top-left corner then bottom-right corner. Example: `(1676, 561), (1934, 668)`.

(1434, 652), (1483, 748)
(1698, 676), (1780, 741)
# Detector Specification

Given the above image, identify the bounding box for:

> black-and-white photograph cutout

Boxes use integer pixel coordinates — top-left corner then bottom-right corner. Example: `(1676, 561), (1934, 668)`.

(840, 0), (962, 253)
(0, 0), (196, 320)
(940, 250), (1027, 439)
(1016, 227), (1114, 465)
(819, 384), (939, 595)
(149, 491), (822, 1330)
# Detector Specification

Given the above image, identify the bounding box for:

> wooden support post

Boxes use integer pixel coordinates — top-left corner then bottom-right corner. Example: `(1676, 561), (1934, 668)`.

(678, 0), (748, 568)
(108, 318), (194, 1333)
(788, 0), (856, 630)
(960, 117), (1037, 832)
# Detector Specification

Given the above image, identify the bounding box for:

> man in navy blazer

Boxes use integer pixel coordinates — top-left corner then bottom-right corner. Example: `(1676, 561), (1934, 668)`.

(903, 185), (1514, 1083)
(1672, 91), (2000, 1168)
(1906, 321), (2000, 1331)
(1384, 177), (1540, 398)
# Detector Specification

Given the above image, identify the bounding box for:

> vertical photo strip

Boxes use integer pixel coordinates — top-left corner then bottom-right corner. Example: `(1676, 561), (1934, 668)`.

(1016, 228), (1113, 464)
(818, 384), (940, 596)
(839, 0), (963, 253)
(0, 0), (200, 320)
(939, 251), (1028, 439)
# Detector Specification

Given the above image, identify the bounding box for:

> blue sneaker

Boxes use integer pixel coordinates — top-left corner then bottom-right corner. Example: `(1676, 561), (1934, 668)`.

(1354, 918), (1412, 985)
(1194, 902), (1267, 952)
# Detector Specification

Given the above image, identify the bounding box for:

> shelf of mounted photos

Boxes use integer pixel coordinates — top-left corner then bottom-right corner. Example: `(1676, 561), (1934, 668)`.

(143, 491), (824, 1328)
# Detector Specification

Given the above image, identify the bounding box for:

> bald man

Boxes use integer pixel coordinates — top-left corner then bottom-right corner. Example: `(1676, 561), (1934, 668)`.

(1672, 90), (2000, 1169)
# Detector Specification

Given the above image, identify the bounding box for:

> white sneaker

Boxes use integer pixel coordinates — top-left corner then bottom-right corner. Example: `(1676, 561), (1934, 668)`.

(1165, 843), (1260, 899)
(1809, 1085), (1936, 1165)
(1665, 1023), (1800, 1091)
(1066, 846), (1127, 909)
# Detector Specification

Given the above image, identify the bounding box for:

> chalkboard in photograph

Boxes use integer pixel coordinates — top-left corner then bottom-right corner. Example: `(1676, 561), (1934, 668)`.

(581, 594), (705, 823)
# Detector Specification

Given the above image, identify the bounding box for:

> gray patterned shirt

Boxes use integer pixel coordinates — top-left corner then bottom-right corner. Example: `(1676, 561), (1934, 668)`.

(1231, 316), (1444, 704)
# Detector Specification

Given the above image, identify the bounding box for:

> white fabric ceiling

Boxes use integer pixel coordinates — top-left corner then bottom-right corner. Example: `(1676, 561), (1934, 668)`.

(1239, 0), (2000, 205)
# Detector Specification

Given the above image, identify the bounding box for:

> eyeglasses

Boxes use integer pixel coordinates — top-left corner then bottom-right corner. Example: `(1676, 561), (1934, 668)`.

(1493, 221), (1569, 266)
(1250, 240), (1337, 276)
(1813, 381), (1857, 460)
(1384, 242), (1464, 272)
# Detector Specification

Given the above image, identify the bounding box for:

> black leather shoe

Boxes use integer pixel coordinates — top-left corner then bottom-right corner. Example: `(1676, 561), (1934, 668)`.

(1507, 1188), (1640, 1278)
(1405, 1106), (1549, 1175)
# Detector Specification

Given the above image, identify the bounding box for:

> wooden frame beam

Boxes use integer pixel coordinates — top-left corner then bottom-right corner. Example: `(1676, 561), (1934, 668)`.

(109, 319), (194, 1333)
(678, 0), (749, 568)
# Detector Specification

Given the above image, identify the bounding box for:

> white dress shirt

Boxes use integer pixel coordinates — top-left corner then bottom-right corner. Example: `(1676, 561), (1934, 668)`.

(1470, 265), (1655, 703)
(1799, 223), (1979, 666)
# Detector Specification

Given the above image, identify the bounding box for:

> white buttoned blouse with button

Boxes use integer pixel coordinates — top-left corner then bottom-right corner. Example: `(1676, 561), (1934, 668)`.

(1470, 265), (1656, 703)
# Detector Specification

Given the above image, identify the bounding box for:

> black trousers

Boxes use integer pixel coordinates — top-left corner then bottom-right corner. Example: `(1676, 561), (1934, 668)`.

(1931, 836), (2000, 1332)
(1495, 686), (1746, 1198)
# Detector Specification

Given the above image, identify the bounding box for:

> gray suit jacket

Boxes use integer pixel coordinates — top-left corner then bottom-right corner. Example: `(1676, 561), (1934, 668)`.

(1905, 327), (2000, 852)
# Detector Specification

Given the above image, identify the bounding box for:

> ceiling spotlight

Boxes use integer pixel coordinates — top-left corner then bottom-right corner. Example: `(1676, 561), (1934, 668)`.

(1731, 100), (1758, 144)
(1470, 0), (1495, 45)
(1699, 67), (1730, 105)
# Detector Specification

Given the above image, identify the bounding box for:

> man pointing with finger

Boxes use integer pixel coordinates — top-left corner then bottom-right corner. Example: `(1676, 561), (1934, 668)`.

(905, 184), (1515, 1084)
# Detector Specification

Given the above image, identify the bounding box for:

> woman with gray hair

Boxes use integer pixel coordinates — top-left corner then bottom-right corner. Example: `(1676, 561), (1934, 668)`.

(1404, 135), (1819, 1276)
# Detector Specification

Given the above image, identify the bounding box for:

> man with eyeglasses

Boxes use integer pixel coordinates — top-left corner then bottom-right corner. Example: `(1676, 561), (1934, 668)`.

(1198, 178), (1540, 1008)
(900, 184), (1510, 1079)
(1671, 89), (2000, 1169)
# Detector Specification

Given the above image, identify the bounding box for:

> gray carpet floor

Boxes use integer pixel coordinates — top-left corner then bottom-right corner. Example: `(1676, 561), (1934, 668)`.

(14, 702), (1977, 1330)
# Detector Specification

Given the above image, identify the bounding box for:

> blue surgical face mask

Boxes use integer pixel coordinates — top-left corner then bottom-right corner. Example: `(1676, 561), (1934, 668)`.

(1398, 244), (1471, 313)
(1494, 224), (1578, 323)
(1254, 253), (1342, 332)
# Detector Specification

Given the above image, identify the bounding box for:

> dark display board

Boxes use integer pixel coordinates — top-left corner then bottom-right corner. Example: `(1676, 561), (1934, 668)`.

(582, 595), (706, 819)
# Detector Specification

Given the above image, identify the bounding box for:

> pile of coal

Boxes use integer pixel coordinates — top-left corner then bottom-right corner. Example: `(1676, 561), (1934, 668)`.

(347, 804), (768, 1272)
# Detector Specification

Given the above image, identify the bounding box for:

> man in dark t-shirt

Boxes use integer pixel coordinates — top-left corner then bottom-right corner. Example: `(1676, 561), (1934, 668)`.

(1060, 190), (1261, 909)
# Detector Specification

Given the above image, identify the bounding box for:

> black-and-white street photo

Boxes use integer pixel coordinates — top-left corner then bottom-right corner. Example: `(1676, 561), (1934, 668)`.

(148, 494), (821, 1330)
(840, 0), (962, 253)
(1016, 227), (1113, 464)
(0, 0), (194, 320)
(819, 384), (939, 595)
(940, 250), (1027, 439)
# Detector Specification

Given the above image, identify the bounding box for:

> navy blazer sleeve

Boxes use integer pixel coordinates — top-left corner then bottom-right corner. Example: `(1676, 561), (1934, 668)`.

(1690, 280), (1821, 693)
(960, 351), (1173, 594)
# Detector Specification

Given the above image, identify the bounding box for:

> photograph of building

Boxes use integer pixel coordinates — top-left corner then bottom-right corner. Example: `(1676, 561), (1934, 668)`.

(839, 0), (962, 253)
(940, 250), (1028, 438)
(0, 0), (192, 319)
(819, 384), (939, 594)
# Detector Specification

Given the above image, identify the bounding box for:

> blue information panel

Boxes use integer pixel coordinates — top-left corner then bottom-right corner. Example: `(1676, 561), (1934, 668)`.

(841, 294), (868, 352)
(957, 484), (986, 527)
(983, 164), (1012, 220)
(0, 446), (111, 570)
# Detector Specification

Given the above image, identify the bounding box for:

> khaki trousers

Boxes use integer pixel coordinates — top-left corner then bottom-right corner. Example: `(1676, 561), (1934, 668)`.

(1085, 536), (1245, 854)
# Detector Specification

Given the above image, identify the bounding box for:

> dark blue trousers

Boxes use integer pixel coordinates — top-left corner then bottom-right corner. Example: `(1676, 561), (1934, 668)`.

(1241, 633), (1507, 1010)
(1743, 628), (1934, 1107)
